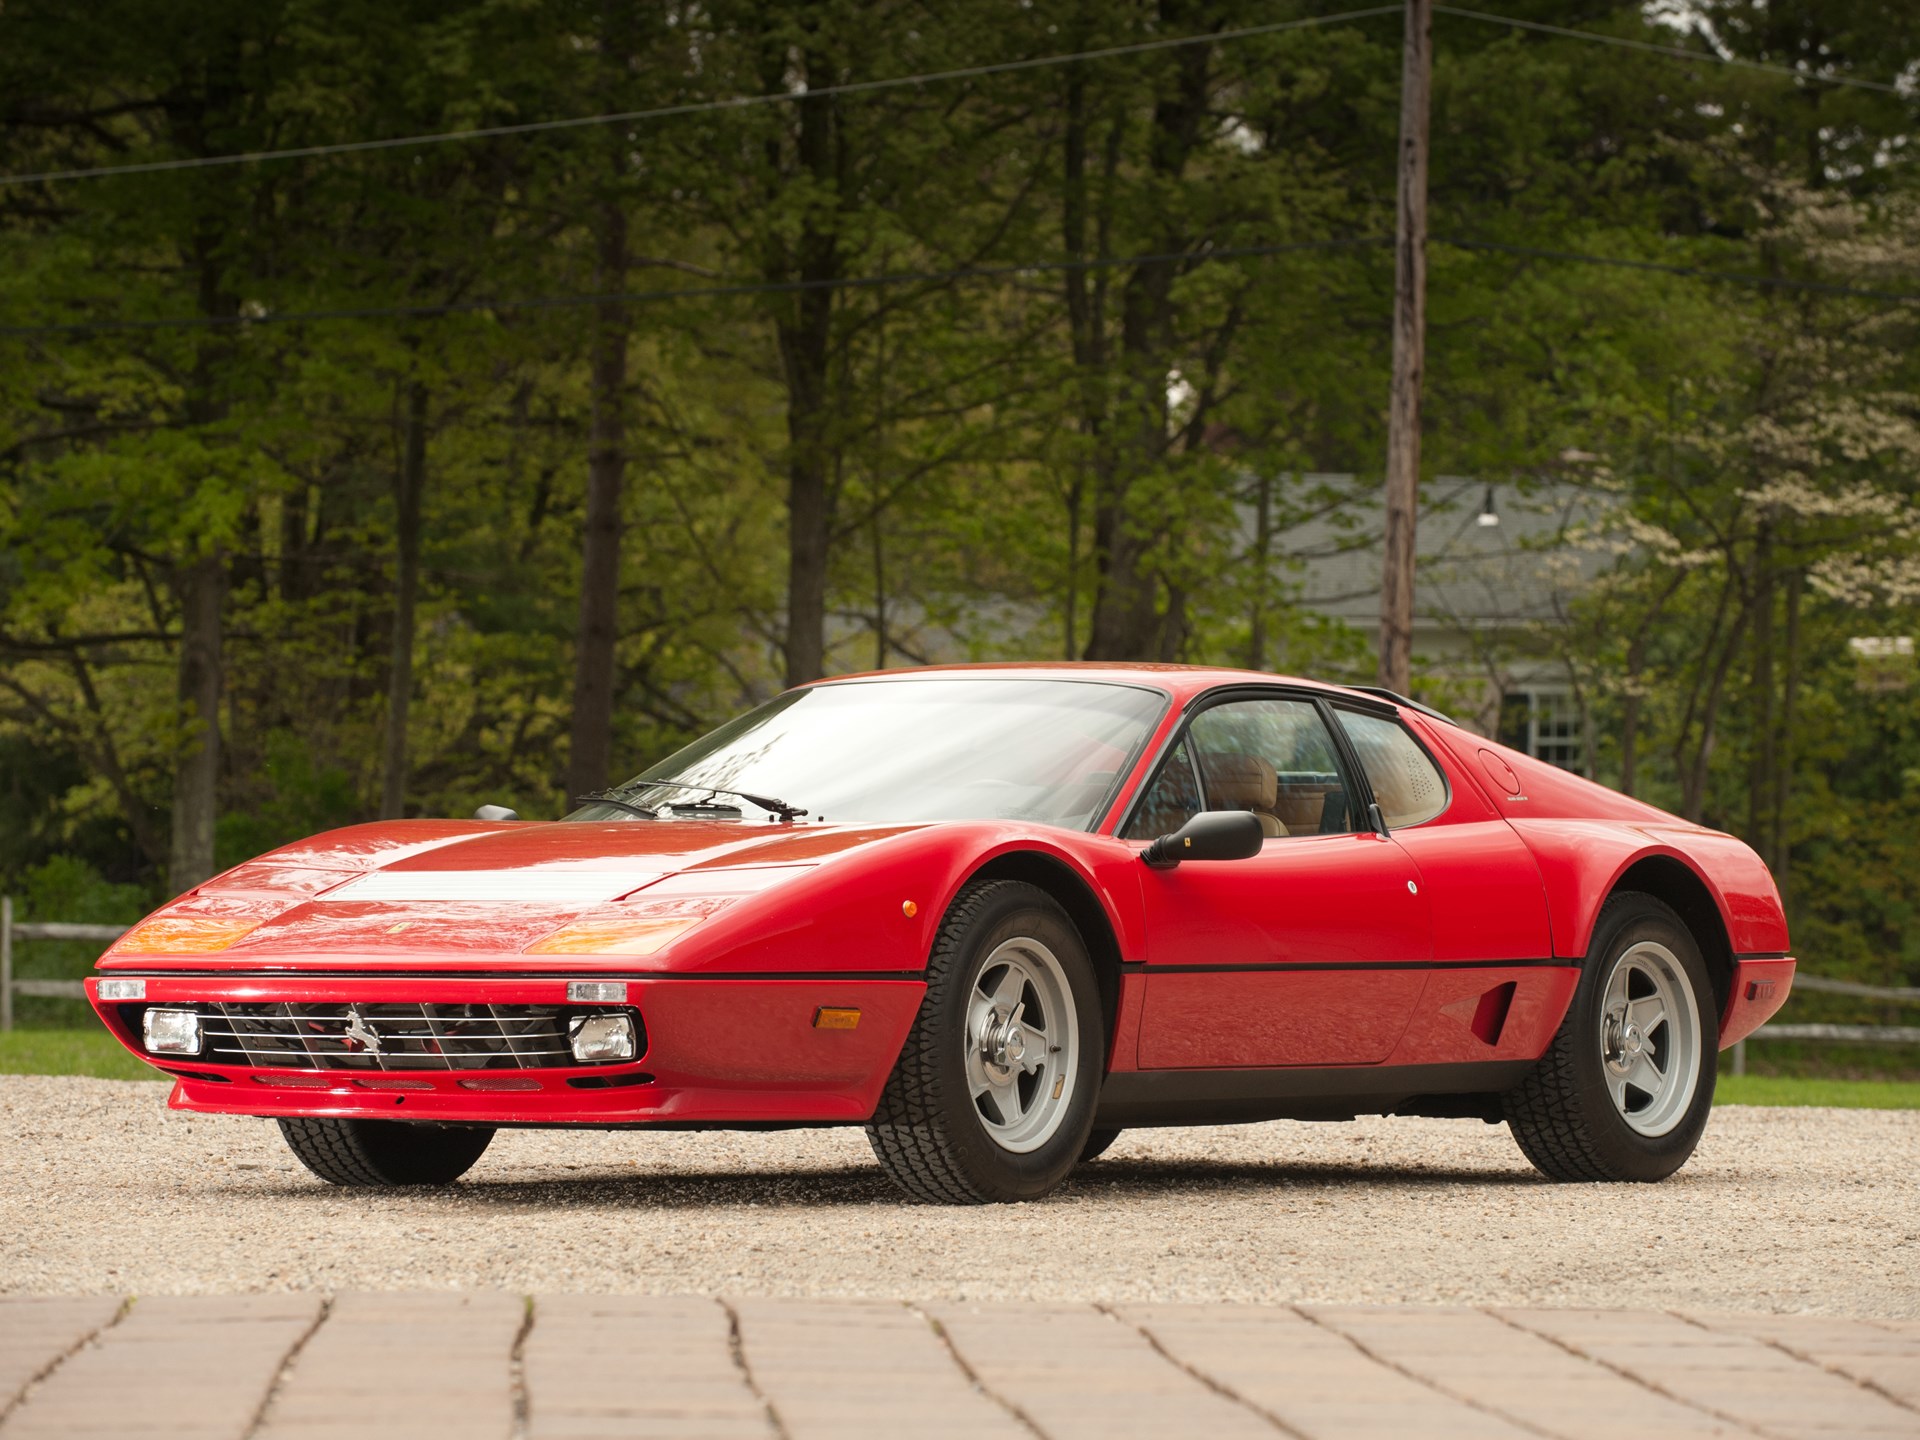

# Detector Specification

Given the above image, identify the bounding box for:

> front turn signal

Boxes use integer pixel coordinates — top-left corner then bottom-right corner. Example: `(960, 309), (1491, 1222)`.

(115, 916), (265, 954)
(526, 916), (704, 956)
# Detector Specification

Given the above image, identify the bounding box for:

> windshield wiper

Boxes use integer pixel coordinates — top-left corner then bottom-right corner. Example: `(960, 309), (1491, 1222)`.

(615, 778), (807, 821)
(574, 791), (660, 819)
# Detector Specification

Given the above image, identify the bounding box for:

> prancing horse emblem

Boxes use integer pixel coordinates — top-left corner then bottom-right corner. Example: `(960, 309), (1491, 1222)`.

(341, 1005), (383, 1055)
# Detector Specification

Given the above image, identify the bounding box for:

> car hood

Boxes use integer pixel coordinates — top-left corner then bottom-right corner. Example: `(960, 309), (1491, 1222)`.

(104, 819), (926, 967)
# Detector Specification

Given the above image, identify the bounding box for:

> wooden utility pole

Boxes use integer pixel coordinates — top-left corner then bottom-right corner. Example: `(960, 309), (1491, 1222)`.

(1378, 0), (1431, 695)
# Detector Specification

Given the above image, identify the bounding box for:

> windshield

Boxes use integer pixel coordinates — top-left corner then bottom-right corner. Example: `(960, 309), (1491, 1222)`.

(568, 678), (1166, 829)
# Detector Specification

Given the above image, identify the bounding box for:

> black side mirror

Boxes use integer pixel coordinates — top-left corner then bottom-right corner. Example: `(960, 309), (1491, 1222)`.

(474, 804), (519, 821)
(1141, 810), (1265, 869)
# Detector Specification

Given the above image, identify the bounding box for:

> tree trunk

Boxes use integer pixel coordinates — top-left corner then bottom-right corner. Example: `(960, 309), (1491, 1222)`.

(1681, 601), (1752, 824)
(279, 483), (312, 602)
(1772, 569), (1803, 905)
(379, 381), (428, 820)
(1377, 0), (1431, 695)
(869, 512), (888, 670)
(1064, 465), (1083, 659)
(776, 47), (840, 689)
(168, 555), (225, 896)
(1083, 493), (1162, 659)
(1619, 642), (1643, 797)
(566, 198), (630, 799)
(1060, 67), (1121, 661)
(1083, 4), (1210, 661)
(1745, 525), (1776, 865)
(1248, 471), (1273, 670)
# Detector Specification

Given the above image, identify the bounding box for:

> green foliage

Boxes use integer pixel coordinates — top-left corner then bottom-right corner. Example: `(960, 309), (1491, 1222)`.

(0, 0), (1914, 1058)
(7, 855), (149, 1026)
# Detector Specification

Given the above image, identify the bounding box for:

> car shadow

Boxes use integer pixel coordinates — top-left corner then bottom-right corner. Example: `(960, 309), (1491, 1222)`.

(252, 1155), (1557, 1211)
(1065, 1157), (1550, 1195)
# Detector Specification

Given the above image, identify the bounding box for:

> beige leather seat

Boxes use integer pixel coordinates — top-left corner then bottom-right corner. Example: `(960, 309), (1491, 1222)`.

(1198, 752), (1288, 837)
(1273, 782), (1341, 833)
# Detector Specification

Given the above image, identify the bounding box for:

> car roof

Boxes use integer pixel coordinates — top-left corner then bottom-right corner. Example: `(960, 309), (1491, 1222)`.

(807, 661), (1403, 712)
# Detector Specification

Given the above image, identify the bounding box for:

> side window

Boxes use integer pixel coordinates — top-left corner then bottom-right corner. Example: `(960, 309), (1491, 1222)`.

(1121, 740), (1203, 840)
(1188, 699), (1355, 838)
(1336, 710), (1448, 828)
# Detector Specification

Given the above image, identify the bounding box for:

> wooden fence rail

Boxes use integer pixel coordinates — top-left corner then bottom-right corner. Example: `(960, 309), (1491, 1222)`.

(0, 897), (130, 1030)
(3, 894), (1918, 1061)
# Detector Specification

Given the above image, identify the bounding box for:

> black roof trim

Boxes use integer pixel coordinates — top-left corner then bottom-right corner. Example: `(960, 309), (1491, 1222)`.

(1344, 686), (1460, 726)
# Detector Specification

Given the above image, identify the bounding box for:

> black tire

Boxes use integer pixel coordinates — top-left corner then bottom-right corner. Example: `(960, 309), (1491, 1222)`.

(1078, 1127), (1123, 1163)
(865, 879), (1104, 1203)
(278, 1117), (495, 1186)
(1503, 893), (1717, 1182)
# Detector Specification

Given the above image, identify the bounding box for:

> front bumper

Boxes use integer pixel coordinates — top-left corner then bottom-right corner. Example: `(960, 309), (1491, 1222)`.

(1719, 955), (1795, 1047)
(88, 972), (925, 1125)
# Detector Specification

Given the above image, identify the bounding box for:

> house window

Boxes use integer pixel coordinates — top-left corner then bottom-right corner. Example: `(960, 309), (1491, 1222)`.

(1499, 688), (1584, 771)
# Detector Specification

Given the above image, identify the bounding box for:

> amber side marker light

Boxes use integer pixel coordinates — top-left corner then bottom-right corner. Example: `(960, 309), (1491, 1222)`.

(527, 917), (701, 956)
(813, 1007), (861, 1030)
(115, 916), (264, 954)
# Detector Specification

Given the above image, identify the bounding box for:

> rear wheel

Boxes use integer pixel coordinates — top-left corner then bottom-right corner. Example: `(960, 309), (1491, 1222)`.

(279, 1117), (495, 1186)
(1078, 1128), (1123, 1163)
(1503, 893), (1716, 1182)
(866, 880), (1103, 1203)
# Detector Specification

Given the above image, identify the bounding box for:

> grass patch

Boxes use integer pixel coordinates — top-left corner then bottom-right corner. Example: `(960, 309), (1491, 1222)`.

(0, 1028), (165, 1081)
(1716, 1074), (1920, 1109)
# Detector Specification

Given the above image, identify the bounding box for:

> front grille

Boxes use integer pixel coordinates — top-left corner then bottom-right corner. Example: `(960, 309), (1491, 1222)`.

(162, 1002), (640, 1072)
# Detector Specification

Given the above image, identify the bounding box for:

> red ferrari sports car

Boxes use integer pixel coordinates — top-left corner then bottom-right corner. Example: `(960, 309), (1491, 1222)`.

(88, 665), (1793, 1203)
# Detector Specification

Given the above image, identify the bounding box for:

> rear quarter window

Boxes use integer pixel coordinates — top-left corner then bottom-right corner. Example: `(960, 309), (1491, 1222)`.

(1336, 710), (1448, 829)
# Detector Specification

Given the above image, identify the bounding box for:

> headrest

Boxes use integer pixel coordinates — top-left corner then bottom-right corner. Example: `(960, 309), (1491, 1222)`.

(1201, 751), (1277, 810)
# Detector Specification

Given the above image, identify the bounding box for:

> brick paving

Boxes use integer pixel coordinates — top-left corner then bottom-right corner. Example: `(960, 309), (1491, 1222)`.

(0, 1296), (1913, 1439)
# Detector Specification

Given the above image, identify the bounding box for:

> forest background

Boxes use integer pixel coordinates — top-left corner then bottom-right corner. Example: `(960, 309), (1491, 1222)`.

(1, 0), (1915, 1065)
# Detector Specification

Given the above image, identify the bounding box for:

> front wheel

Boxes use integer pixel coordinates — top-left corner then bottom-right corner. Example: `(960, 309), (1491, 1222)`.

(1503, 893), (1716, 1182)
(279, 1117), (495, 1186)
(866, 880), (1103, 1203)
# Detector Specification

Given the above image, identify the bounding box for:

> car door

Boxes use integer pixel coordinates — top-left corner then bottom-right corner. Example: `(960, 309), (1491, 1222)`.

(1325, 704), (1563, 1067)
(1330, 706), (1554, 965)
(1127, 693), (1433, 1068)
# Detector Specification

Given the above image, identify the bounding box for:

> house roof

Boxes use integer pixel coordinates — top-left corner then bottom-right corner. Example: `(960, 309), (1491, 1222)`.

(1275, 476), (1617, 632)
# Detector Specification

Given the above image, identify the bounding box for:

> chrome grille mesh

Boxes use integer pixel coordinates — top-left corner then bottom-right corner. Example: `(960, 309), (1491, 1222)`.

(185, 1002), (602, 1071)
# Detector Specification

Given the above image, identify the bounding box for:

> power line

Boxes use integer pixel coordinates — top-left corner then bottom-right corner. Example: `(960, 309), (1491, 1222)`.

(1, 2), (1903, 191)
(1435, 5), (1912, 97)
(4, 232), (1910, 339)
(0, 7), (1402, 189)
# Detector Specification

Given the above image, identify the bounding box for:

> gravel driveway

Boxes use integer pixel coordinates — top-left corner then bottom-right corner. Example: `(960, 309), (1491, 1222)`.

(5, 1077), (1914, 1315)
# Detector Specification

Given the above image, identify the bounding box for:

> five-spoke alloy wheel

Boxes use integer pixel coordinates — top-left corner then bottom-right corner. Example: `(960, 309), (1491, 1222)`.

(965, 936), (1081, 1152)
(867, 879), (1103, 1203)
(1504, 892), (1717, 1182)
(1597, 939), (1702, 1137)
